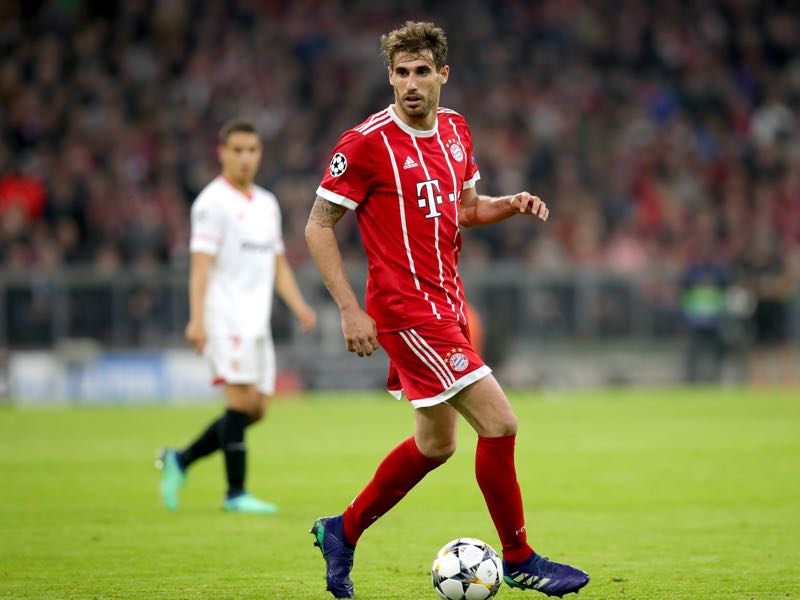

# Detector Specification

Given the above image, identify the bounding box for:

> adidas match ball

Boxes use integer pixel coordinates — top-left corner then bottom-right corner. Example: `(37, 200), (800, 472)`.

(431, 538), (503, 600)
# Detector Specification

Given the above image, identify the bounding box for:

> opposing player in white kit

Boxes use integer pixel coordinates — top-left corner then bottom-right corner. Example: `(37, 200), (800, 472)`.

(158, 118), (317, 513)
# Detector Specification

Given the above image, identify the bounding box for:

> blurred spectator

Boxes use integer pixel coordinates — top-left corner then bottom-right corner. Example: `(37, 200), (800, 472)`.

(0, 0), (799, 278)
(0, 170), (45, 223)
(0, 0), (798, 363)
(736, 225), (798, 386)
(679, 239), (730, 384)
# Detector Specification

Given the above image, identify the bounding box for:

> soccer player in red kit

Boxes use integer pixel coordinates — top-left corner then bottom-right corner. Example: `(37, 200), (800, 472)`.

(305, 22), (589, 599)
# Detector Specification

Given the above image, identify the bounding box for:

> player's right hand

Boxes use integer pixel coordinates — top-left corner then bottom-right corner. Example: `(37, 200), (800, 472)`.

(185, 320), (207, 354)
(341, 306), (379, 357)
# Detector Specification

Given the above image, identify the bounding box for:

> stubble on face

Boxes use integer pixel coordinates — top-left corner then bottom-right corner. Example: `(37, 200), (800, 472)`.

(391, 51), (444, 124)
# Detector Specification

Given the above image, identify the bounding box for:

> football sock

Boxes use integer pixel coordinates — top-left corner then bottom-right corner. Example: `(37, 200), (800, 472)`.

(221, 408), (250, 498)
(343, 436), (445, 545)
(178, 415), (224, 470)
(475, 434), (534, 564)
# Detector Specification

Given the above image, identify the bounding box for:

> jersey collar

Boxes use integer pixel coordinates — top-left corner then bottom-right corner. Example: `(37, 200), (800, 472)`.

(387, 105), (438, 138)
(220, 175), (254, 201)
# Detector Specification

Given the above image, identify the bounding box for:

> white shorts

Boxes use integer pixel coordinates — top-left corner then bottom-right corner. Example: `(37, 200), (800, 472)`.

(205, 335), (276, 395)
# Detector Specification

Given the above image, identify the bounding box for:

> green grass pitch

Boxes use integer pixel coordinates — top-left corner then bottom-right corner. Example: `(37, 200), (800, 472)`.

(1, 388), (799, 600)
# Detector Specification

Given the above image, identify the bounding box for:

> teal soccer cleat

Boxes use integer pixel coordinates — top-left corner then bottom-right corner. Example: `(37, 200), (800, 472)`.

(223, 493), (279, 514)
(156, 449), (186, 511)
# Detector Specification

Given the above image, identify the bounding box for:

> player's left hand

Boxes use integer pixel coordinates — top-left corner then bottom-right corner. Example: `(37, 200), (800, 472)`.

(509, 192), (549, 221)
(296, 304), (318, 333)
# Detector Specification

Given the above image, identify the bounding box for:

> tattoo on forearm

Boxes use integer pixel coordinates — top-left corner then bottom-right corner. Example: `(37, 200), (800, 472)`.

(309, 198), (347, 227)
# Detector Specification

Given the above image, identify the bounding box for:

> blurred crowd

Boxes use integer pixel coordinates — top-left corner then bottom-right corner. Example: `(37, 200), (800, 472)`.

(1, 1), (799, 361)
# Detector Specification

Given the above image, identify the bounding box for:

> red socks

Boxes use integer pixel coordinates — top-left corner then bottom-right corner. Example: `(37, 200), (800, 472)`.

(343, 436), (444, 545)
(341, 433), (534, 564)
(476, 434), (533, 563)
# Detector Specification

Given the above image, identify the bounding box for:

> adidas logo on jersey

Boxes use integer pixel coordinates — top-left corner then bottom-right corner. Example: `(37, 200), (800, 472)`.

(403, 156), (419, 170)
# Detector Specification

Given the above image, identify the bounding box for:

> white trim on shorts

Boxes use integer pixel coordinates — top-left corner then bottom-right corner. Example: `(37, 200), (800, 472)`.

(386, 365), (493, 408)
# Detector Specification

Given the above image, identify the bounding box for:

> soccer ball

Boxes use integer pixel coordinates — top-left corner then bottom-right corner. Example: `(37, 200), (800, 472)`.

(431, 538), (503, 600)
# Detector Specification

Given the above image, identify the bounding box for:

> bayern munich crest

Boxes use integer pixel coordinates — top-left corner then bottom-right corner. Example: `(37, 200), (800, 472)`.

(446, 347), (469, 372)
(449, 142), (464, 162)
(330, 152), (347, 177)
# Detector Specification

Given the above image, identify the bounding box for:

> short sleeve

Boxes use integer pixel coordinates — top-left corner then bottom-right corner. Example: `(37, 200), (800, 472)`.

(317, 131), (372, 210)
(189, 193), (224, 255)
(461, 121), (481, 190)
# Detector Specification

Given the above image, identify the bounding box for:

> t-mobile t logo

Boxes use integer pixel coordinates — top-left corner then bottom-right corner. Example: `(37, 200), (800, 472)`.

(416, 179), (456, 219)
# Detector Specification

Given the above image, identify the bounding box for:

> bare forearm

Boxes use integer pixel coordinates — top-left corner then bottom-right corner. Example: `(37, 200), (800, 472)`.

(461, 191), (549, 227)
(460, 194), (516, 227)
(305, 197), (361, 311)
(274, 254), (309, 315)
(305, 223), (360, 310)
(188, 254), (211, 323)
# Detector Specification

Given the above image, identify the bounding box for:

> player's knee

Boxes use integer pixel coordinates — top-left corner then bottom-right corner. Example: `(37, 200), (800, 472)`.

(499, 413), (518, 436)
(420, 439), (457, 462)
(484, 414), (518, 438)
(501, 417), (519, 437)
(249, 396), (270, 423)
(248, 406), (265, 423)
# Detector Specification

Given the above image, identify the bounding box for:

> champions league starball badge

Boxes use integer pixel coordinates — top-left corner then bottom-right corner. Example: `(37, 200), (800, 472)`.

(445, 347), (469, 372)
(329, 152), (347, 177)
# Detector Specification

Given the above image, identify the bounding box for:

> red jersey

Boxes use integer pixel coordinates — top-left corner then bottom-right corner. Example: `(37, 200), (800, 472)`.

(318, 105), (481, 333)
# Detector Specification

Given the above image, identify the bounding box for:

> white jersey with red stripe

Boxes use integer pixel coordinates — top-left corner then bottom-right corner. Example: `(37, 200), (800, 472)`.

(189, 176), (285, 337)
(317, 105), (480, 333)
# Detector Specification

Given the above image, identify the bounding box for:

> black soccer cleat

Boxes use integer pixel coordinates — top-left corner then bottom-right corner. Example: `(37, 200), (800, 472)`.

(503, 552), (589, 597)
(310, 515), (356, 599)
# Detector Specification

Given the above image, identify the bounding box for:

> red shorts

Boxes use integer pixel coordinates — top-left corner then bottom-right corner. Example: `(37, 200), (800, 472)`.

(379, 320), (492, 408)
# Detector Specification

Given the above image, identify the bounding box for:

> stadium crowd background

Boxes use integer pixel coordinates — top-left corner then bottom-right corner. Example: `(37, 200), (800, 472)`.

(1, 0), (799, 381)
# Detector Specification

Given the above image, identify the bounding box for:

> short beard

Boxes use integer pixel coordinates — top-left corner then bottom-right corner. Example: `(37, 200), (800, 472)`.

(398, 96), (435, 120)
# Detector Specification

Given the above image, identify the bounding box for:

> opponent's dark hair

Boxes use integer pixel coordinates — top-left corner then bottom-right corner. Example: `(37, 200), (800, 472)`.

(219, 118), (258, 144)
